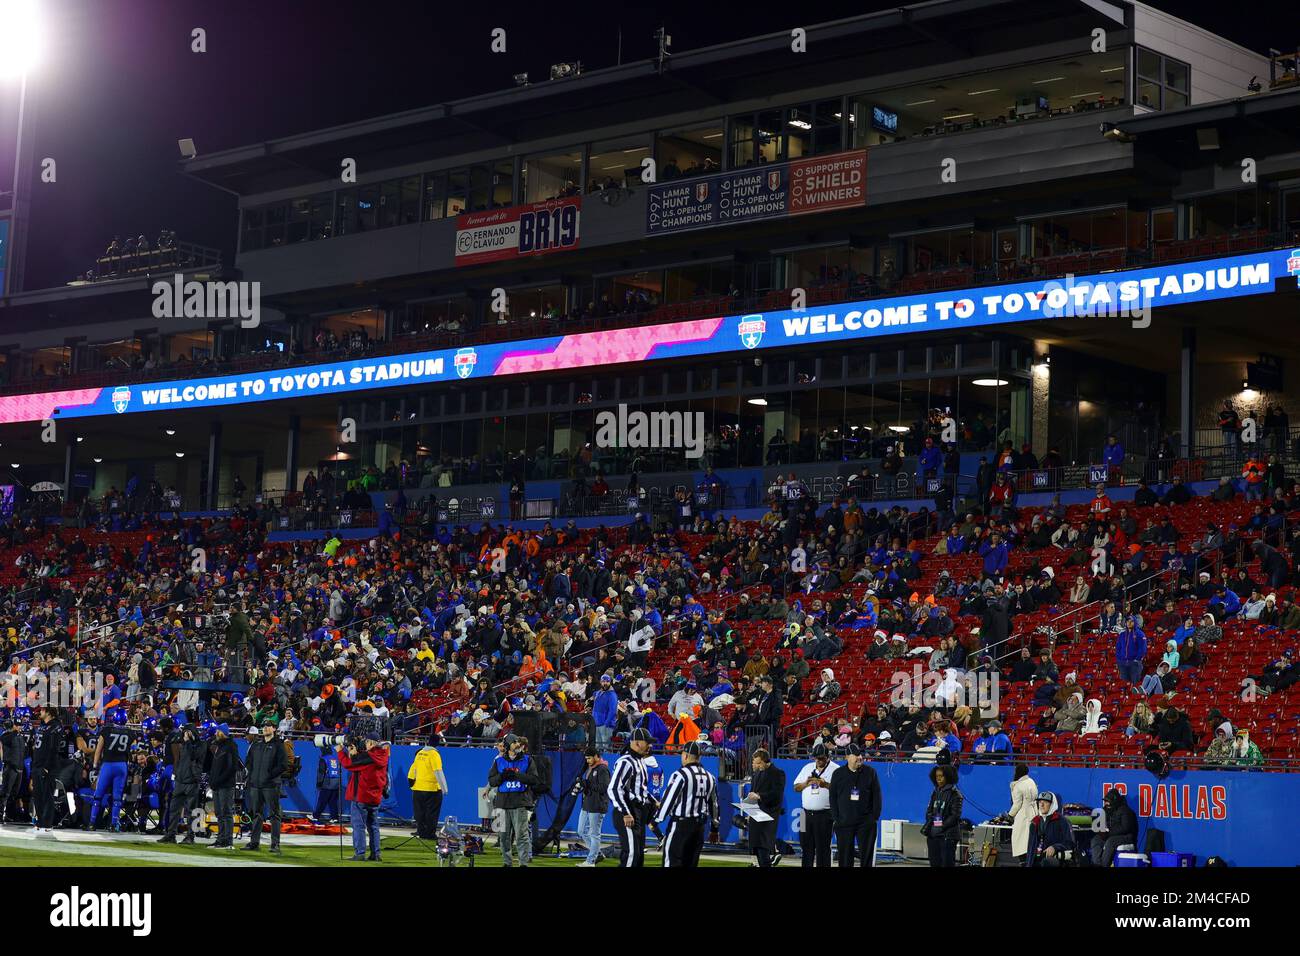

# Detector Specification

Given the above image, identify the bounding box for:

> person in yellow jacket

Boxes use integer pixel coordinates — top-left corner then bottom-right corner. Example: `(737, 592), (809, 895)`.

(408, 734), (449, 839)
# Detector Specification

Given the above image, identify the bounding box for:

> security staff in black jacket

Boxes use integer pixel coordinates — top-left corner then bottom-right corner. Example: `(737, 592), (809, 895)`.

(243, 719), (286, 853)
(30, 708), (65, 831)
(920, 764), (964, 867)
(159, 723), (205, 844)
(0, 720), (26, 822)
(206, 725), (240, 848)
(828, 743), (883, 867)
(744, 748), (785, 867)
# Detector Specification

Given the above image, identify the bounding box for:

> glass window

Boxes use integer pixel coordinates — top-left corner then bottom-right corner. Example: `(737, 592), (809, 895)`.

(399, 176), (420, 224)
(380, 180), (401, 228)
(814, 99), (844, 155)
(587, 138), (649, 192)
(310, 193), (333, 240)
(241, 207), (264, 252)
(424, 173), (447, 221)
(729, 113), (756, 169)
(263, 203), (287, 247)
(1137, 48), (1161, 81)
(356, 185), (379, 232)
(522, 148), (582, 203)
(1135, 47), (1191, 112)
(656, 123), (723, 180)
(1164, 59), (1189, 92)
(756, 109), (784, 164)
(492, 160), (515, 208)
(468, 165), (492, 211)
(446, 169), (469, 217)
(786, 105), (813, 160)
(287, 197), (311, 244)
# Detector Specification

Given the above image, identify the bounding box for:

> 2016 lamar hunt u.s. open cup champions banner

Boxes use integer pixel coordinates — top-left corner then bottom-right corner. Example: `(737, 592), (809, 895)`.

(454, 196), (581, 266)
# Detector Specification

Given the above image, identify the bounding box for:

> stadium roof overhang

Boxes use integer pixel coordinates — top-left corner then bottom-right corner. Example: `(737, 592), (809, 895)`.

(181, 0), (1127, 196)
(1120, 88), (1300, 173)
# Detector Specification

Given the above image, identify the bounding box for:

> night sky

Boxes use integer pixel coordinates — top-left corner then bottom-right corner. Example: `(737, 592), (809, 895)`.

(0, 0), (1283, 290)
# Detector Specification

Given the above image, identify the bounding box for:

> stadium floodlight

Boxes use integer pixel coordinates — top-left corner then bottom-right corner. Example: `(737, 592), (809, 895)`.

(0, 0), (44, 79)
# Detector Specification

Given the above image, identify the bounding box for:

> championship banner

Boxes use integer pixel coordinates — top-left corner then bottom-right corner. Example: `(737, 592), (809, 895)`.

(646, 149), (865, 236)
(454, 196), (581, 266)
(4, 248), (1294, 424)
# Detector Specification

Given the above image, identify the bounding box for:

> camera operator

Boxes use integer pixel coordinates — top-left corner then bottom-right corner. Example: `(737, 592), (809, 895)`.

(224, 602), (252, 681)
(159, 722), (204, 844)
(339, 733), (391, 862)
(206, 723), (239, 849)
(243, 718), (286, 854)
(487, 733), (542, 868)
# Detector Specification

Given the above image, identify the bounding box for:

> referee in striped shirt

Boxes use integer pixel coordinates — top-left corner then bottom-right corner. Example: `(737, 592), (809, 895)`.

(656, 740), (718, 868)
(607, 727), (654, 867)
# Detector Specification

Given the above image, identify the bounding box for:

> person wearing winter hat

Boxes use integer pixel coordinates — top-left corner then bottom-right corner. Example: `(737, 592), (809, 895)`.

(487, 733), (541, 868)
(1026, 790), (1072, 867)
(607, 726), (654, 867)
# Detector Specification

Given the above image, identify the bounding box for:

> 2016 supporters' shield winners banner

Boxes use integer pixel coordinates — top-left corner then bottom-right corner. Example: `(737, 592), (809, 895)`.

(454, 196), (581, 266)
(646, 149), (866, 235)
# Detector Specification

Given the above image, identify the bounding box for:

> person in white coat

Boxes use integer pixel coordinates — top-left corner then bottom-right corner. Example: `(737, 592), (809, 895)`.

(1008, 763), (1039, 864)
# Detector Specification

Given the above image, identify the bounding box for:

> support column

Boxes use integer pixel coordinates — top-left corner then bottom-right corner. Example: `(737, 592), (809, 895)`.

(1031, 350), (1050, 456)
(285, 415), (300, 493)
(206, 421), (223, 510)
(1180, 328), (1196, 459)
(63, 440), (76, 503)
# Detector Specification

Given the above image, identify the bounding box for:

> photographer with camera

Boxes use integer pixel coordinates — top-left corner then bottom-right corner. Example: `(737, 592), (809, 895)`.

(243, 718), (286, 855)
(158, 722), (205, 844)
(338, 733), (391, 862)
(487, 733), (542, 868)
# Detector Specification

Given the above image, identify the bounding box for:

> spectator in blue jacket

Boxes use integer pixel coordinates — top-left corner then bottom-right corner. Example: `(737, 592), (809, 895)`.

(1208, 586), (1241, 621)
(1115, 617), (1148, 687)
(591, 674), (620, 751)
(918, 437), (942, 478)
(979, 532), (1009, 577)
(972, 720), (1013, 762)
(1102, 434), (1124, 468)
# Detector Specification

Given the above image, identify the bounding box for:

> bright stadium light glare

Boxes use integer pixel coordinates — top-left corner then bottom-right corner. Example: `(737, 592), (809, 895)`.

(0, 0), (45, 79)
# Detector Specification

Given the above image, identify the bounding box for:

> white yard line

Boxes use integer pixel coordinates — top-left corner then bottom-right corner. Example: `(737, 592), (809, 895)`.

(0, 832), (296, 867)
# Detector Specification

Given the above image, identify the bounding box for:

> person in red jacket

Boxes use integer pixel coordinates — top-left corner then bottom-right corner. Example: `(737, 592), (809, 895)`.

(339, 736), (391, 862)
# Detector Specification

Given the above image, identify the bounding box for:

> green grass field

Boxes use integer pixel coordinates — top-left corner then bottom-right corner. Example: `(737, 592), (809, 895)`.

(0, 835), (749, 868)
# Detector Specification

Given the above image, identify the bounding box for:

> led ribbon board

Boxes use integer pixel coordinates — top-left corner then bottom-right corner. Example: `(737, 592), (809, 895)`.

(7, 248), (1295, 424)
